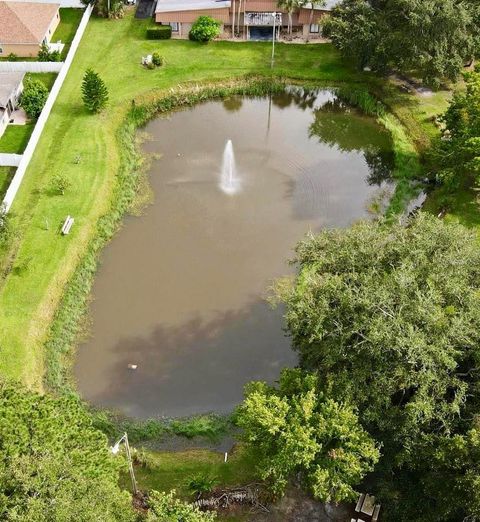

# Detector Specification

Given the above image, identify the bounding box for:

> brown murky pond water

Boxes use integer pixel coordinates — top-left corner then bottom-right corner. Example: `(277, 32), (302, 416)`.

(75, 88), (394, 418)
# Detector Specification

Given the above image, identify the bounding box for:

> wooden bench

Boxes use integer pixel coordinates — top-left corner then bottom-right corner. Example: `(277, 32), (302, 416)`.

(61, 215), (74, 235)
(355, 493), (365, 512)
(372, 504), (381, 522)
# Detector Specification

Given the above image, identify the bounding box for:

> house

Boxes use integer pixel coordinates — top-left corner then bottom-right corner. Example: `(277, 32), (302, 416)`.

(155, 0), (341, 40)
(0, 72), (25, 138)
(0, 1), (61, 57)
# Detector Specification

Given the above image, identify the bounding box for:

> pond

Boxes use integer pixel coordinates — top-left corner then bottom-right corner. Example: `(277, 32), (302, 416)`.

(75, 88), (395, 418)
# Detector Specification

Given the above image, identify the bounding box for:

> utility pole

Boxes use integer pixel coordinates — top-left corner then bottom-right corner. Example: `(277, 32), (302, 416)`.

(271, 12), (277, 69)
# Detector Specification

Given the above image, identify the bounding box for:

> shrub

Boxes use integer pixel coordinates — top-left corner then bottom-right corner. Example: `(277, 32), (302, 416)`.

(38, 42), (61, 62)
(146, 26), (172, 40)
(82, 0), (124, 18)
(189, 16), (221, 42)
(20, 78), (48, 119)
(6, 53), (18, 61)
(0, 203), (10, 246)
(81, 68), (109, 113)
(151, 52), (164, 67)
(186, 474), (219, 498)
(50, 173), (71, 195)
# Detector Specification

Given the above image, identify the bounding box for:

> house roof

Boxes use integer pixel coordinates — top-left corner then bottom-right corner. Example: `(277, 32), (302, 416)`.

(0, 72), (24, 108)
(0, 1), (60, 45)
(156, 0), (230, 14)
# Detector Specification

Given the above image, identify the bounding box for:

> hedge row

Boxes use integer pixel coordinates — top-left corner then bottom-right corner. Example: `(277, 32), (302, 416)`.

(146, 26), (172, 40)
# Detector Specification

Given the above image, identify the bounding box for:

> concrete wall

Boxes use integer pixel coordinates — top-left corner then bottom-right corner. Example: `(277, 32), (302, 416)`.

(2, 4), (93, 212)
(45, 10), (61, 43)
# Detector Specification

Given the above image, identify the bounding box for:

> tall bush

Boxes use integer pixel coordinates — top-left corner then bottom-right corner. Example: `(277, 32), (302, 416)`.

(20, 78), (49, 119)
(189, 16), (221, 42)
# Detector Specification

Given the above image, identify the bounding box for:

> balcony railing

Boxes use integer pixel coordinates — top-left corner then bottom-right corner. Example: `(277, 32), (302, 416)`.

(244, 12), (282, 26)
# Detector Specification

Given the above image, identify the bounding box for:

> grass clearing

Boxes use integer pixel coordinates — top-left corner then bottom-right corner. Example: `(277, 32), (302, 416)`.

(0, 12), (446, 389)
(0, 167), (15, 199)
(52, 8), (85, 59)
(25, 72), (58, 91)
(121, 446), (257, 500)
(0, 124), (34, 154)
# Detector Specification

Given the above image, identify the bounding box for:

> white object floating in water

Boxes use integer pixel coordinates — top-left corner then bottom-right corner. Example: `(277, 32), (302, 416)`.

(127, 364), (137, 370)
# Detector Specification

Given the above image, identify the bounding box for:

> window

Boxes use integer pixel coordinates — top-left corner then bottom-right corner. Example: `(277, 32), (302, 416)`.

(0, 47), (3, 55)
(309, 23), (319, 33)
(169, 22), (179, 32)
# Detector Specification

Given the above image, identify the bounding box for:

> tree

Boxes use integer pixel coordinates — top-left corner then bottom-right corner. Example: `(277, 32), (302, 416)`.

(38, 42), (61, 62)
(0, 381), (134, 521)
(302, 0), (326, 42)
(145, 490), (216, 521)
(189, 16), (221, 42)
(323, 0), (480, 85)
(277, 0), (299, 35)
(81, 0), (124, 18)
(81, 69), (109, 113)
(276, 213), (480, 443)
(20, 78), (48, 120)
(236, 369), (379, 501)
(433, 66), (480, 194)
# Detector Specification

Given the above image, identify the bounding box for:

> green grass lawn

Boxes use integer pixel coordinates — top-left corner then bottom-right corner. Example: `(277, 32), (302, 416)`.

(122, 447), (256, 499)
(52, 8), (84, 58)
(0, 12), (449, 389)
(25, 72), (58, 91)
(0, 124), (34, 154)
(0, 167), (15, 198)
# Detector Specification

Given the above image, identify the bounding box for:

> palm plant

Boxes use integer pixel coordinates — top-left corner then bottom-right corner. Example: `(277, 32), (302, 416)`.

(302, 0), (326, 42)
(277, 0), (300, 35)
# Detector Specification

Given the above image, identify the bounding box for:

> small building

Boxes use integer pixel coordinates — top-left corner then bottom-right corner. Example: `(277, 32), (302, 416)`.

(155, 0), (341, 40)
(0, 1), (61, 58)
(0, 72), (25, 138)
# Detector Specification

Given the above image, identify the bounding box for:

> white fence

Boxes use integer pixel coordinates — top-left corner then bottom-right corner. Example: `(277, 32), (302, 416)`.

(9, 0), (83, 6)
(2, 4), (94, 212)
(0, 62), (64, 73)
(0, 154), (23, 167)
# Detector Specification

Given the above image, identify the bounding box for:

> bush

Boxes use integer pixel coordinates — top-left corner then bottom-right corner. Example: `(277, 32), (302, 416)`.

(189, 16), (221, 42)
(146, 26), (172, 40)
(50, 173), (71, 195)
(20, 78), (49, 119)
(151, 52), (164, 67)
(6, 53), (18, 61)
(38, 42), (61, 62)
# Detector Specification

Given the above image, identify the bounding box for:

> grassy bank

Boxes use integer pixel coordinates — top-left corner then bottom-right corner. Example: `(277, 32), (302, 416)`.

(121, 446), (256, 501)
(0, 12), (443, 390)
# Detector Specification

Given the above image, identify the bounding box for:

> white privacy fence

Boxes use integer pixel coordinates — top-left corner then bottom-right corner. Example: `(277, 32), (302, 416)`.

(0, 154), (23, 167)
(0, 62), (64, 73)
(9, 0), (83, 6)
(2, 4), (93, 212)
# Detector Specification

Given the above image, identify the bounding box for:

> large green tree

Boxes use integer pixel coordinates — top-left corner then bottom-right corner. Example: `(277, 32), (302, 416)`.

(324, 0), (480, 85)
(0, 382), (133, 521)
(81, 69), (109, 113)
(277, 213), (480, 441)
(433, 66), (480, 194)
(236, 369), (379, 501)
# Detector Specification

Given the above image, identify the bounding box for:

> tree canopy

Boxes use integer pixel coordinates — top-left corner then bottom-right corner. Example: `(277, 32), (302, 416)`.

(324, 0), (480, 85)
(236, 368), (379, 502)
(433, 66), (480, 195)
(0, 382), (133, 521)
(277, 213), (480, 441)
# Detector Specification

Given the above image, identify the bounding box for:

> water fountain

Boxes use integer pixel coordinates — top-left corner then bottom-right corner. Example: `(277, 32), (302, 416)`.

(220, 139), (240, 195)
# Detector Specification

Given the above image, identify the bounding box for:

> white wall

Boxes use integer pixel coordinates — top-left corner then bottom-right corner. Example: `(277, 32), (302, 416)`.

(0, 62), (64, 73)
(0, 154), (23, 167)
(2, 4), (94, 212)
